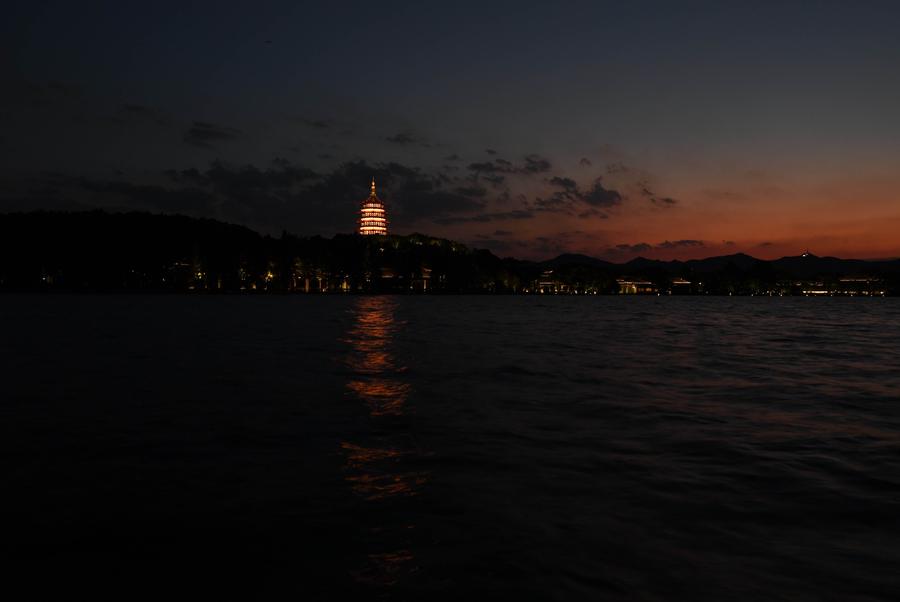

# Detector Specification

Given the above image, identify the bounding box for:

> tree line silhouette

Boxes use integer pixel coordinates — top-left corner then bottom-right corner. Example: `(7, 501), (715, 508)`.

(1, 211), (898, 295)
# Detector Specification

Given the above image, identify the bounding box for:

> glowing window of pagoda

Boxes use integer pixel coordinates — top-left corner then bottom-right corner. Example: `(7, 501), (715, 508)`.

(359, 178), (388, 235)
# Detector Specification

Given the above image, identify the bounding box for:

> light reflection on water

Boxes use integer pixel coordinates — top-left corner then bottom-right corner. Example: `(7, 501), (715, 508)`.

(343, 296), (412, 417)
(341, 296), (427, 588)
(340, 442), (427, 501)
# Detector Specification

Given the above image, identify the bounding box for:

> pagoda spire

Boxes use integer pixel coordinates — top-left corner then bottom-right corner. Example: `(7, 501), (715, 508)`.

(371, 177), (376, 195)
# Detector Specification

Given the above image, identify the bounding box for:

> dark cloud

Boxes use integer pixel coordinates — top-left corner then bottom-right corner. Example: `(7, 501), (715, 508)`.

(288, 160), (477, 228)
(656, 239), (704, 249)
(723, 240), (736, 246)
(482, 174), (506, 187)
(78, 179), (218, 215)
(703, 189), (746, 201)
(34, 158), (490, 233)
(399, 190), (486, 223)
(577, 208), (609, 219)
(468, 161), (505, 173)
(485, 149), (497, 155)
(9, 156), (487, 235)
(523, 154), (552, 173)
(7, 129), (665, 247)
(385, 132), (417, 145)
(444, 154), (461, 161)
(538, 175), (623, 216)
(118, 103), (169, 126)
(302, 118), (331, 129)
(166, 160), (319, 191)
(517, 230), (592, 257)
(435, 209), (533, 225)
(122, 104), (152, 114)
(616, 242), (652, 254)
(468, 237), (515, 252)
(467, 154), (551, 176)
(435, 172), (454, 186)
(183, 121), (242, 147)
(579, 158), (592, 167)
(637, 183), (677, 207)
(276, 160), (485, 227)
(601, 239), (704, 259)
(454, 186), (488, 198)
(4, 79), (82, 110)
(549, 176), (578, 191)
(583, 180), (622, 207)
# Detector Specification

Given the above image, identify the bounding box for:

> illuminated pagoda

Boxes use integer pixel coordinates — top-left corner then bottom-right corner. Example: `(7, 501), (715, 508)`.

(359, 178), (388, 236)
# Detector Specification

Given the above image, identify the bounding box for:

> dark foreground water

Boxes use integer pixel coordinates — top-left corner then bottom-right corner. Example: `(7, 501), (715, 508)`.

(2, 295), (899, 601)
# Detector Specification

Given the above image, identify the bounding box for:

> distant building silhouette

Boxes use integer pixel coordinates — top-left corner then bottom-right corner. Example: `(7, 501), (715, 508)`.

(617, 278), (657, 295)
(359, 178), (388, 235)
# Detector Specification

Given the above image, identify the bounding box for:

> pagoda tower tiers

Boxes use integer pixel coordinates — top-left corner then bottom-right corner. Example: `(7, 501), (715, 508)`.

(359, 178), (388, 235)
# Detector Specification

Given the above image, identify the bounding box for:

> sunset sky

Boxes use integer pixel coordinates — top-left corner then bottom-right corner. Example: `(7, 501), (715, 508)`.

(3, 1), (900, 260)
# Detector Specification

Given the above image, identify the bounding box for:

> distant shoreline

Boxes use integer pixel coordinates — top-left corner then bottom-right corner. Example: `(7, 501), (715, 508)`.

(2, 210), (898, 296)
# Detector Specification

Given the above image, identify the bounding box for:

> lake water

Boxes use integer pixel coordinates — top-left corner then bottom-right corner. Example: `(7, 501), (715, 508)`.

(2, 295), (899, 600)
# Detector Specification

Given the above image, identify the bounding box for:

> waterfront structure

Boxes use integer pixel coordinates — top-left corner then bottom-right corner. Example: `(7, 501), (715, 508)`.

(617, 278), (657, 294)
(359, 178), (388, 235)
(670, 278), (693, 294)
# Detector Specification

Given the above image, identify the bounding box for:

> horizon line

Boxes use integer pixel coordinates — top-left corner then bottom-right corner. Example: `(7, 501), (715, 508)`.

(3, 208), (899, 265)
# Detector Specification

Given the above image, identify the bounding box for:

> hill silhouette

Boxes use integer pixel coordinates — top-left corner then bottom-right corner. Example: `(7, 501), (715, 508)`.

(1, 211), (898, 294)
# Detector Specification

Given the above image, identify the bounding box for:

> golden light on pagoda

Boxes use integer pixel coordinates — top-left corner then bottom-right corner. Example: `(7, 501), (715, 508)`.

(359, 177), (388, 236)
